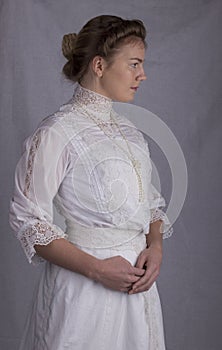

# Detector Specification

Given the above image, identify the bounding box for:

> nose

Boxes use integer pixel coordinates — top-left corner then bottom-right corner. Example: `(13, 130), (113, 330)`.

(137, 67), (147, 81)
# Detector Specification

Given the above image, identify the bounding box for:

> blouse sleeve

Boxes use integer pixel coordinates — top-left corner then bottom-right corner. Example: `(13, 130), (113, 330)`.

(141, 138), (173, 239)
(146, 183), (173, 239)
(9, 125), (69, 264)
(150, 184), (173, 238)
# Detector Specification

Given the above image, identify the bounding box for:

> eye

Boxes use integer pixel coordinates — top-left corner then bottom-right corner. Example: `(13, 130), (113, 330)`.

(130, 62), (139, 68)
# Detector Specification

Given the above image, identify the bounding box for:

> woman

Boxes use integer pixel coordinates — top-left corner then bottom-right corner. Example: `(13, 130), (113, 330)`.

(10, 15), (172, 350)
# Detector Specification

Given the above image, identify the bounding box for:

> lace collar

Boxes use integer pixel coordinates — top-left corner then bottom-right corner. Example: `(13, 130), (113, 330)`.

(71, 83), (113, 121)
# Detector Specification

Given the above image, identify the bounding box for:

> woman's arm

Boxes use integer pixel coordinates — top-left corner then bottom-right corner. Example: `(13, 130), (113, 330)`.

(10, 125), (145, 293)
(35, 238), (145, 292)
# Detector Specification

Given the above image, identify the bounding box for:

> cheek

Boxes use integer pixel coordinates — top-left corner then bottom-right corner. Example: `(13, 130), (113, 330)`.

(109, 64), (131, 79)
(110, 70), (124, 81)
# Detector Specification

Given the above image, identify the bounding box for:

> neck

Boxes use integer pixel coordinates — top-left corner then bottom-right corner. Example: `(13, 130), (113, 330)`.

(80, 74), (111, 100)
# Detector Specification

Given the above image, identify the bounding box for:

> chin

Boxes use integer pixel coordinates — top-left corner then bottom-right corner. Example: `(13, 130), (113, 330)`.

(116, 96), (134, 103)
(125, 96), (134, 102)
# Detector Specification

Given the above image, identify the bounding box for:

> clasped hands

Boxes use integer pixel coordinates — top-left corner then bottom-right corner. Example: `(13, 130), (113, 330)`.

(97, 245), (162, 294)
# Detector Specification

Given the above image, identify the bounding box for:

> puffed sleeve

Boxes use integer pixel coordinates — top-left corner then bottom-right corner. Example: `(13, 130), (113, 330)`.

(148, 183), (173, 239)
(9, 124), (69, 264)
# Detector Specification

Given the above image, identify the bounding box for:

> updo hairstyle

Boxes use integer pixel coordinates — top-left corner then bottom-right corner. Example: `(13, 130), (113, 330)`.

(62, 15), (146, 82)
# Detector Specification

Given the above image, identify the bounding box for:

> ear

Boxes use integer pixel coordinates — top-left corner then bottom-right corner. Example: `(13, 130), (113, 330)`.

(91, 56), (106, 78)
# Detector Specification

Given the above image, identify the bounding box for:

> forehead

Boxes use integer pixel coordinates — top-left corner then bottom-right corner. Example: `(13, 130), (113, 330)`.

(113, 40), (146, 61)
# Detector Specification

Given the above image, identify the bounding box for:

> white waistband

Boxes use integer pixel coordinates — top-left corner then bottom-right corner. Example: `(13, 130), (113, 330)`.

(65, 220), (144, 249)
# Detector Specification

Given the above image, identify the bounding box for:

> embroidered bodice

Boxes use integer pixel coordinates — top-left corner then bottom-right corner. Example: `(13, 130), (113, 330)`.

(9, 84), (172, 264)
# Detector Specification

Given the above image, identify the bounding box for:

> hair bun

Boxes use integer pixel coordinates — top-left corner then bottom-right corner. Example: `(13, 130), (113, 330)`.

(62, 33), (78, 60)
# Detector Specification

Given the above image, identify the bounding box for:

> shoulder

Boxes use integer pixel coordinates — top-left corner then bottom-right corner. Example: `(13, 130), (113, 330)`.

(22, 103), (71, 154)
(26, 100), (87, 144)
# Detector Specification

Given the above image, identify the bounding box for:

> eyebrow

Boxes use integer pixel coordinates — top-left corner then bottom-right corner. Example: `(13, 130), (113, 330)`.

(129, 58), (145, 63)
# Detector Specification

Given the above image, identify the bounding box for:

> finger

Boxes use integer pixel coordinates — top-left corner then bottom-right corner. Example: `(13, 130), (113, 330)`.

(128, 280), (154, 294)
(128, 278), (154, 295)
(135, 254), (147, 269)
(132, 269), (153, 289)
(132, 264), (158, 289)
(135, 262), (160, 287)
(126, 274), (142, 284)
(129, 271), (158, 294)
(132, 274), (156, 294)
(131, 266), (145, 276)
(120, 273), (142, 286)
(120, 284), (134, 293)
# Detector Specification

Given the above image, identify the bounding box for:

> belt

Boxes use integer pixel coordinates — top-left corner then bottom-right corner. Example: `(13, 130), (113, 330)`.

(65, 220), (144, 249)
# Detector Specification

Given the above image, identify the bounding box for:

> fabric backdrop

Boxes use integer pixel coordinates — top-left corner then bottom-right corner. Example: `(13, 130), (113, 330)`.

(1, 0), (221, 349)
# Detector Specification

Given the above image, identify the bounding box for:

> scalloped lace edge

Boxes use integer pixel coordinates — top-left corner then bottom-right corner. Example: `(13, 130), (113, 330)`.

(18, 220), (67, 264)
(150, 208), (173, 239)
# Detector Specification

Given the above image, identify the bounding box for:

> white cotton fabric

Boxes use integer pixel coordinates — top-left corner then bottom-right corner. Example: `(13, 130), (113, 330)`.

(9, 84), (172, 349)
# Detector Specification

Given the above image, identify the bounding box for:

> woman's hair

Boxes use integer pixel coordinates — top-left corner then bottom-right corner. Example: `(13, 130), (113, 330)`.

(62, 15), (146, 82)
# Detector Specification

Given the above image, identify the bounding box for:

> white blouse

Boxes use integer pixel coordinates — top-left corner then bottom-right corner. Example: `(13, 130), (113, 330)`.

(9, 84), (172, 264)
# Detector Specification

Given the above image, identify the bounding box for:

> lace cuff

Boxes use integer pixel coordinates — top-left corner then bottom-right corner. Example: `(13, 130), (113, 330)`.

(150, 208), (173, 239)
(17, 220), (68, 264)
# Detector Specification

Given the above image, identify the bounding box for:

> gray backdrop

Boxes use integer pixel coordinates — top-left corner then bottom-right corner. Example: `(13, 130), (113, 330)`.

(1, 0), (222, 349)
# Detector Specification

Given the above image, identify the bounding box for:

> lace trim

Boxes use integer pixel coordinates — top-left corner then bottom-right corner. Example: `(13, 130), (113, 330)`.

(18, 220), (67, 264)
(23, 129), (42, 198)
(150, 208), (173, 239)
(143, 283), (166, 349)
(71, 84), (113, 118)
(150, 208), (166, 223)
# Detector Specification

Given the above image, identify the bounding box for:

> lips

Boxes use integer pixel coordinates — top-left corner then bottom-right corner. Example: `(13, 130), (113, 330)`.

(131, 87), (139, 91)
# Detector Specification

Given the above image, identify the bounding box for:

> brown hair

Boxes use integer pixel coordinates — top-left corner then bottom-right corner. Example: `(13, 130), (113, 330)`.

(62, 15), (146, 82)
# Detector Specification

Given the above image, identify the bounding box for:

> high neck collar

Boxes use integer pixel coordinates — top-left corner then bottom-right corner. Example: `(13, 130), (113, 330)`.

(72, 83), (113, 120)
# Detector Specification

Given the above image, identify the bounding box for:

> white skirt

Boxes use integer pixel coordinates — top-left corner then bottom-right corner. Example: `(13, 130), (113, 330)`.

(19, 233), (166, 350)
